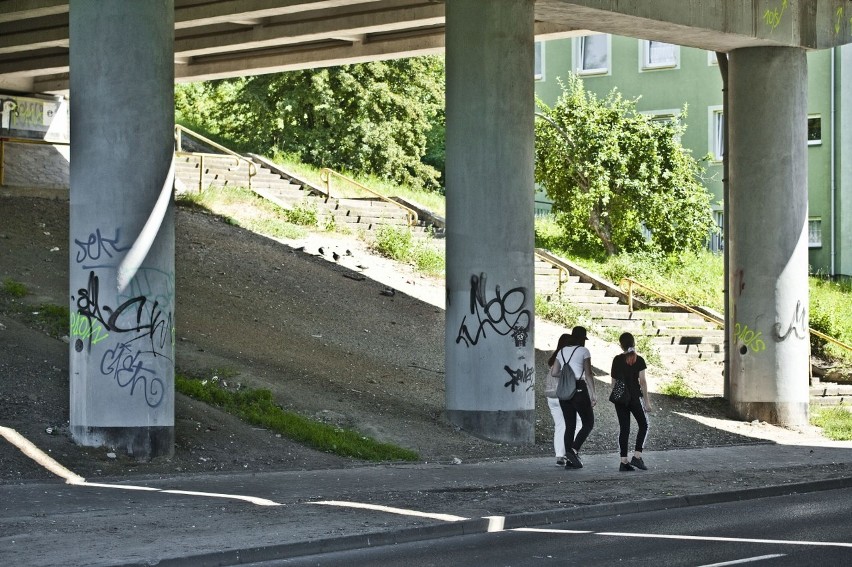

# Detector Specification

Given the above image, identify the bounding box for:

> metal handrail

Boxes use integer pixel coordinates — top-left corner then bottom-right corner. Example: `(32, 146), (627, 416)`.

(534, 251), (569, 297)
(621, 277), (852, 354)
(0, 137), (70, 186)
(621, 277), (724, 326)
(319, 168), (419, 227)
(174, 125), (256, 191)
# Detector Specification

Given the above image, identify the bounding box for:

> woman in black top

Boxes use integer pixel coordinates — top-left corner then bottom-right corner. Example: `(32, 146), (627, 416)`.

(610, 332), (653, 471)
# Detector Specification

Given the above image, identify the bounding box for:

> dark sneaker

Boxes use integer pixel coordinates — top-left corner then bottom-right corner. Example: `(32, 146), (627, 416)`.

(565, 451), (583, 469)
(630, 456), (647, 470)
(619, 462), (636, 472)
(556, 457), (567, 467)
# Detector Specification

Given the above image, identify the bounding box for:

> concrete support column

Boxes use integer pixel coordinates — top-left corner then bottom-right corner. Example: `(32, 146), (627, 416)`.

(69, 0), (176, 458)
(838, 44), (852, 278)
(444, 0), (535, 444)
(728, 47), (809, 425)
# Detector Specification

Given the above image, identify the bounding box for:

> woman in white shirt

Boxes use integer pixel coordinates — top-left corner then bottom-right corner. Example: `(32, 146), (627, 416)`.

(548, 326), (597, 469)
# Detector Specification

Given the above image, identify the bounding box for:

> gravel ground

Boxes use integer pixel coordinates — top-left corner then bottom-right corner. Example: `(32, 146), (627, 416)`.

(0, 195), (835, 485)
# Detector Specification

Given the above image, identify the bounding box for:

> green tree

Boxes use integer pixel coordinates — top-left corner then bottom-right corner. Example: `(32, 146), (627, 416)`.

(534, 74), (717, 256)
(175, 57), (446, 191)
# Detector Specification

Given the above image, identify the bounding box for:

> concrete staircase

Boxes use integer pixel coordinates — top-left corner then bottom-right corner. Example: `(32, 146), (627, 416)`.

(173, 152), (439, 235)
(810, 382), (852, 407)
(535, 251), (724, 362)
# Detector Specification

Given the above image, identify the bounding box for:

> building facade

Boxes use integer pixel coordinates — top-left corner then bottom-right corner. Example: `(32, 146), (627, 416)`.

(534, 35), (850, 279)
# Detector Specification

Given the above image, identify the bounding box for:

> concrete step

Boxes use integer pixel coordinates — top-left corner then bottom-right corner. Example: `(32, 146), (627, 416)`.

(810, 384), (852, 397)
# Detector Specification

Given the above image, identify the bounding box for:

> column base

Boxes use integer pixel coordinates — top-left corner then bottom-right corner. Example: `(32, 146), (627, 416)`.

(446, 409), (535, 445)
(71, 425), (174, 460)
(730, 401), (809, 427)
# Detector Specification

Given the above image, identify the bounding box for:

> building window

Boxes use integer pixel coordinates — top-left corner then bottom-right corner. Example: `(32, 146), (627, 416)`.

(808, 115), (821, 145)
(709, 106), (724, 162)
(534, 42), (544, 81)
(708, 51), (720, 66)
(709, 211), (724, 252)
(809, 218), (822, 248)
(574, 34), (609, 75)
(642, 40), (678, 70)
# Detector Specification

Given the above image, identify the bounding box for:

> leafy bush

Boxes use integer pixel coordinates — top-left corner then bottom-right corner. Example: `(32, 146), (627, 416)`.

(373, 225), (413, 262)
(534, 295), (592, 330)
(413, 243), (445, 276)
(284, 201), (319, 226)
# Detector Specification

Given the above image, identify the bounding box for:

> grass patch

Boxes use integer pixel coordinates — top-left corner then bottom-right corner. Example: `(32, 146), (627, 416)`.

(175, 373), (420, 462)
(810, 405), (852, 441)
(2, 278), (28, 298)
(30, 304), (70, 338)
(371, 225), (445, 276)
(659, 374), (698, 398)
(535, 295), (592, 330)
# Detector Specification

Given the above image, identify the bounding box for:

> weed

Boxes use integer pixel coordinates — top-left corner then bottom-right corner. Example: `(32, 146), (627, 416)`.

(175, 373), (419, 461)
(659, 374), (698, 398)
(535, 295), (592, 330)
(810, 405), (852, 440)
(413, 243), (445, 276)
(373, 225), (413, 262)
(285, 201), (319, 227)
(2, 278), (28, 298)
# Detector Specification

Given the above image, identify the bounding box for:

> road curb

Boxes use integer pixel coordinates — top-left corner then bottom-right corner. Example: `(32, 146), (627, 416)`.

(118, 476), (852, 566)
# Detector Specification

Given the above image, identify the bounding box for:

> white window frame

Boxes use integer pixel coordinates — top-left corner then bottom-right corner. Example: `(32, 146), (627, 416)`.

(640, 40), (679, 70)
(708, 106), (725, 163)
(809, 218), (822, 248)
(708, 50), (720, 66)
(573, 34), (610, 76)
(534, 41), (544, 81)
(807, 114), (822, 146)
(709, 210), (724, 253)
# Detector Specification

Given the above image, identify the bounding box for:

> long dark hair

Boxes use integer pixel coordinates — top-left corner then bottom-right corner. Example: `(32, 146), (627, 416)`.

(619, 332), (637, 365)
(548, 333), (576, 366)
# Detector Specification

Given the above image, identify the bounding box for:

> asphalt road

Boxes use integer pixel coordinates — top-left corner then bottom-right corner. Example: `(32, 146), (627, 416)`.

(265, 488), (852, 567)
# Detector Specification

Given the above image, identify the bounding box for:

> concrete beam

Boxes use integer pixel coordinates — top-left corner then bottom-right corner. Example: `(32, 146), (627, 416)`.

(173, 0), (385, 30)
(536, 0), (852, 51)
(0, 0), (67, 24)
(174, 2), (444, 58)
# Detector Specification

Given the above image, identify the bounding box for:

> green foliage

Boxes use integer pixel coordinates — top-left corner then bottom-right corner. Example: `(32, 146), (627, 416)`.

(175, 56), (446, 191)
(284, 201), (319, 227)
(535, 75), (717, 256)
(810, 405), (852, 441)
(34, 304), (70, 338)
(176, 374), (419, 461)
(1, 278), (28, 298)
(373, 225), (414, 262)
(371, 225), (444, 276)
(810, 276), (852, 362)
(659, 374), (698, 398)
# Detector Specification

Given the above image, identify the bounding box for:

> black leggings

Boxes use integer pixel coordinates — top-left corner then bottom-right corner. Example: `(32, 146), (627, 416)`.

(559, 381), (595, 453)
(614, 396), (649, 458)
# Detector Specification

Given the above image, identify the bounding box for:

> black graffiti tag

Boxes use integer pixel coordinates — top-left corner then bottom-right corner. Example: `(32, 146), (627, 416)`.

(76, 271), (173, 355)
(774, 300), (808, 341)
(74, 228), (130, 264)
(100, 342), (165, 408)
(503, 364), (534, 393)
(456, 273), (531, 348)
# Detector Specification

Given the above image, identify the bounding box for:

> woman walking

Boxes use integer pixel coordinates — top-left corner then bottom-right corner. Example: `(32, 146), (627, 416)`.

(610, 332), (653, 471)
(548, 326), (596, 469)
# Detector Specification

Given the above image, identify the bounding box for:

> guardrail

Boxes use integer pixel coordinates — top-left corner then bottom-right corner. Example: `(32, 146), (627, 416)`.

(319, 168), (419, 226)
(174, 125), (256, 192)
(0, 137), (70, 186)
(621, 276), (852, 354)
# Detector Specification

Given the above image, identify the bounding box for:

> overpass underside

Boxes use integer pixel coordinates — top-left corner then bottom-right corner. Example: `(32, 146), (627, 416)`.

(2, 0), (850, 456)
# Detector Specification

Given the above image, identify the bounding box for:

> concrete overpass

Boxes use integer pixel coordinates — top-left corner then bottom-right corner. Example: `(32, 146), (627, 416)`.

(2, 0), (851, 458)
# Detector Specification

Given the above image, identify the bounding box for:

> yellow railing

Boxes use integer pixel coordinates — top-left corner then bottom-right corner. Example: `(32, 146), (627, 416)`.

(621, 276), (852, 354)
(174, 125), (256, 192)
(319, 168), (419, 226)
(0, 137), (70, 186)
(534, 251), (570, 296)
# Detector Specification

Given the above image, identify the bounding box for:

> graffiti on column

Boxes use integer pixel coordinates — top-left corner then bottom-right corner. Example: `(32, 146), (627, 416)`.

(503, 364), (534, 393)
(455, 272), (530, 348)
(773, 300), (807, 341)
(1, 99), (17, 130)
(71, 226), (174, 408)
(734, 322), (766, 354)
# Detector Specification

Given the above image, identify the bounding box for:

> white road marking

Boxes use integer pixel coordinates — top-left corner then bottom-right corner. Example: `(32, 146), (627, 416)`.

(485, 515), (505, 532)
(512, 528), (594, 535)
(309, 500), (468, 522)
(0, 425), (280, 506)
(698, 554), (786, 566)
(597, 531), (852, 548)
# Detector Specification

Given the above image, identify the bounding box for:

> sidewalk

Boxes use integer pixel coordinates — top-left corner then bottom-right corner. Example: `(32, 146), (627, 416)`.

(1, 442), (851, 566)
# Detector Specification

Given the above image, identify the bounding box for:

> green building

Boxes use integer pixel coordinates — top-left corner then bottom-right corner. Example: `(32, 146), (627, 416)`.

(534, 35), (851, 279)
